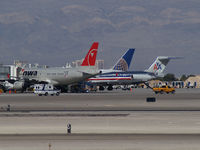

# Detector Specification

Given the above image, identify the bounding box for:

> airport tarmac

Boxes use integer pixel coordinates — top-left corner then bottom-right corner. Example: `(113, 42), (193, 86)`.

(0, 134), (200, 150)
(0, 88), (200, 149)
(0, 88), (200, 111)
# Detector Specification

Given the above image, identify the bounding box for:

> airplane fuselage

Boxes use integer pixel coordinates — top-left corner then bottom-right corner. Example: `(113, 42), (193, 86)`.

(87, 71), (156, 85)
(21, 66), (99, 85)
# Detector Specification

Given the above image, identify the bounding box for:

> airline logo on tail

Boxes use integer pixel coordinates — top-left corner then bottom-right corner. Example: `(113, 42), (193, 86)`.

(153, 62), (162, 71)
(81, 42), (99, 66)
(113, 48), (135, 71)
(113, 59), (128, 71)
(145, 56), (180, 77)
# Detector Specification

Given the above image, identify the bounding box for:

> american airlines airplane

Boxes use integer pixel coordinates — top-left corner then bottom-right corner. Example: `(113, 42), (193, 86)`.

(3, 42), (100, 92)
(87, 56), (176, 90)
(86, 48), (135, 90)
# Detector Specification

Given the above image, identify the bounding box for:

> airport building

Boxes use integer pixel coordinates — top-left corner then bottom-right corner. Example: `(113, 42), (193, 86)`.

(184, 75), (200, 88)
(96, 60), (104, 70)
(148, 80), (185, 88)
(0, 65), (10, 80)
(0, 60), (49, 81)
(0, 64), (21, 80)
(148, 76), (200, 88)
(71, 59), (104, 69)
(71, 59), (83, 68)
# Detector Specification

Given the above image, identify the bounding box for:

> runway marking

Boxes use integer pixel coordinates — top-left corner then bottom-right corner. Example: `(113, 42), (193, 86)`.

(0, 113), (129, 117)
(0, 133), (200, 140)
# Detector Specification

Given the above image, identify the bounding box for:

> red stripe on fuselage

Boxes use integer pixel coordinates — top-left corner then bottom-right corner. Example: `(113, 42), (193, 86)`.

(88, 77), (132, 81)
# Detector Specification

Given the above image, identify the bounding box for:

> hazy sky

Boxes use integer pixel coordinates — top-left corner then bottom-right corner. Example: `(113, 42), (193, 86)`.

(0, 0), (200, 76)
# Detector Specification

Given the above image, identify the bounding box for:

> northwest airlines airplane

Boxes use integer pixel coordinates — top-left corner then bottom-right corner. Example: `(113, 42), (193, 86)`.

(87, 56), (176, 90)
(14, 42), (100, 91)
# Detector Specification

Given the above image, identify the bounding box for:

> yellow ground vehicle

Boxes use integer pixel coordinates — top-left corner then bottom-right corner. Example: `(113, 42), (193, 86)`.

(0, 89), (4, 93)
(153, 85), (175, 94)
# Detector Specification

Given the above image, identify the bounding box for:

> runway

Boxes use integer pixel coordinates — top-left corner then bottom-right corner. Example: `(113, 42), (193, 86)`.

(0, 134), (200, 150)
(0, 88), (200, 149)
(0, 88), (200, 111)
(1, 111), (200, 134)
(0, 89), (200, 111)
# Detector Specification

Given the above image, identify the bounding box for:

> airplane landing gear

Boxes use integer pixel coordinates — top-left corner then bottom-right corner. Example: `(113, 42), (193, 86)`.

(107, 85), (113, 91)
(99, 86), (105, 91)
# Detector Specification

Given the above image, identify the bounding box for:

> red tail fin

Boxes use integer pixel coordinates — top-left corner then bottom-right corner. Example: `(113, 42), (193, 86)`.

(81, 42), (99, 66)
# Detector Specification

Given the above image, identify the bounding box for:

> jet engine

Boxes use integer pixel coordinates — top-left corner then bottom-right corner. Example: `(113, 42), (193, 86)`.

(13, 81), (24, 90)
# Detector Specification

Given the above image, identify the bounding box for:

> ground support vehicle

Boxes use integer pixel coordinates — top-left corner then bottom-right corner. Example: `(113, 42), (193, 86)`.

(34, 84), (60, 96)
(153, 85), (175, 94)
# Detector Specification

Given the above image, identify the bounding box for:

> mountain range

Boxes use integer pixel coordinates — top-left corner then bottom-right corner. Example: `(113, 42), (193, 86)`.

(0, 0), (200, 76)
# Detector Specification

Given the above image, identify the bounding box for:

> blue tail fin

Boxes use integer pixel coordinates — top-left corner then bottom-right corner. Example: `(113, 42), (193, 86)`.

(113, 48), (135, 71)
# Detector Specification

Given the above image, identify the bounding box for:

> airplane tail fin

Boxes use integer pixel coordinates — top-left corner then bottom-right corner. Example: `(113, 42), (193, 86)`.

(81, 42), (99, 66)
(112, 48), (135, 71)
(145, 56), (179, 77)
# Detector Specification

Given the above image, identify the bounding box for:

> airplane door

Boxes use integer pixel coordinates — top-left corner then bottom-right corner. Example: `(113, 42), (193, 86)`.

(64, 71), (68, 78)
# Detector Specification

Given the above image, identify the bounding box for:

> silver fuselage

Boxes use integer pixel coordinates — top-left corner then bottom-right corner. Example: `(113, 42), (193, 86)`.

(87, 71), (156, 86)
(20, 66), (99, 85)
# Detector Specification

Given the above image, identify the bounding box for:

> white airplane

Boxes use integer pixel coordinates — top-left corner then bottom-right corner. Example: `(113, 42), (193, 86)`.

(86, 48), (135, 90)
(3, 42), (100, 92)
(87, 56), (177, 90)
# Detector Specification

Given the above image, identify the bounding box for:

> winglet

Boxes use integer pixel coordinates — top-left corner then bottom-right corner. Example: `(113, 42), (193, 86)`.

(81, 42), (99, 66)
(113, 48), (135, 71)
